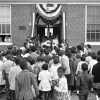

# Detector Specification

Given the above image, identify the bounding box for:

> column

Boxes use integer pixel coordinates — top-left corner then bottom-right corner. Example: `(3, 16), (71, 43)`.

(62, 12), (66, 43)
(31, 13), (35, 37)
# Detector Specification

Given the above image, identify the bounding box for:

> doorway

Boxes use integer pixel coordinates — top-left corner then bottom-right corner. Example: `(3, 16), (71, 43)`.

(37, 26), (61, 43)
(35, 13), (62, 43)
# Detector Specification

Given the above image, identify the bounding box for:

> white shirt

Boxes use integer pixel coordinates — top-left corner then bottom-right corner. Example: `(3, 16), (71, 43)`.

(88, 59), (98, 74)
(85, 56), (92, 64)
(76, 61), (88, 75)
(0, 60), (3, 71)
(54, 76), (68, 92)
(0, 60), (5, 85)
(9, 65), (22, 90)
(50, 63), (61, 80)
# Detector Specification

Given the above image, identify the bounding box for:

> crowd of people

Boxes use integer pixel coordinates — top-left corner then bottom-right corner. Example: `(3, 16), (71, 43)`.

(0, 36), (100, 100)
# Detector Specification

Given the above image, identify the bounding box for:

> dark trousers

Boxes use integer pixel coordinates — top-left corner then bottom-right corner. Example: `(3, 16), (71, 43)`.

(9, 90), (15, 100)
(79, 93), (88, 100)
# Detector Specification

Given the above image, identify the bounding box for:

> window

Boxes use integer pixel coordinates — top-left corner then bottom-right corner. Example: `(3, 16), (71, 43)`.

(0, 5), (11, 44)
(86, 5), (100, 44)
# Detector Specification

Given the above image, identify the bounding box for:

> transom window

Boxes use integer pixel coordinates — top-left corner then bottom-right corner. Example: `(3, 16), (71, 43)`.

(87, 6), (100, 43)
(0, 5), (11, 44)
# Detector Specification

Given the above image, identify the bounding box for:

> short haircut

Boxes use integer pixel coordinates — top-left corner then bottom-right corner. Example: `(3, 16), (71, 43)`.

(92, 53), (97, 60)
(81, 63), (88, 71)
(54, 57), (59, 64)
(81, 56), (86, 61)
(88, 52), (92, 56)
(77, 45), (82, 50)
(31, 46), (36, 52)
(87, 44), (91, 48)
(26, 56), (35, 65)
(14, 57), (21, 65)
(42, 63), (48, 70)
(57, 67), (65, 73)
(44, 49), (49, 55)
(97, 56), (100, 62)
(19, 59), (28, 70)
(97, 50), (100, 56)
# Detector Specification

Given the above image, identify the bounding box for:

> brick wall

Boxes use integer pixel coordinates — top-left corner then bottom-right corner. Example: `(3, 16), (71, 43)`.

(11, 4), (34, 47)
(65, 4), (85, 47)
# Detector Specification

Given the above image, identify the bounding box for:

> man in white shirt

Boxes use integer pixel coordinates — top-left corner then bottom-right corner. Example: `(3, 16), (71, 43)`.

(9, 57), (22, 100)
(88, 53), (98, 74)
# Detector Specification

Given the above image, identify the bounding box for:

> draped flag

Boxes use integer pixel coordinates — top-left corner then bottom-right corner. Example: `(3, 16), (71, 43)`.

(36, 4), (62, 20)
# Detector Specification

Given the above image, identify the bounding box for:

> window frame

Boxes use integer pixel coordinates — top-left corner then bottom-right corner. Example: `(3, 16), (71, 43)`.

(85, 4), (100, 45)
(0, 5), (12, 45)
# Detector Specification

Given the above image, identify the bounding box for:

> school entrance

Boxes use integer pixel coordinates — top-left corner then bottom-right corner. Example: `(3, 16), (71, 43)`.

(34, 4), (63, 43)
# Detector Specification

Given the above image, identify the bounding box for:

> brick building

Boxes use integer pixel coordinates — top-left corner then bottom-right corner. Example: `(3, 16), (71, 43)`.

(0, 0), (100, 52)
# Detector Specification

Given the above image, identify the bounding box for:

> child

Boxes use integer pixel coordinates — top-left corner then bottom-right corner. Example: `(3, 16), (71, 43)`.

(50, 56), (61, 80)
(38, 63), (52, 100)
(53, 67), (70, 100)
(76, 63), (93, 100)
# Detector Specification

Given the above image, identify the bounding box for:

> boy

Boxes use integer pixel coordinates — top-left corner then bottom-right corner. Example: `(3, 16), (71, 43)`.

(76, 63), (93, 100)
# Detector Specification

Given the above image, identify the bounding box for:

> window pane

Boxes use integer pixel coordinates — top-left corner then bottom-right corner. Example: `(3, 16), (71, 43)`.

(2, 24), (6, 33)
(6, 24), (10, 33)
(91, 25), (95, 32)
(6, 6), (10, 15)
(87, 24), (91, 32)
(91, 15), (95, 23)
(1, 16), (5, 23)
(91, 33), (95, 41)
(6, 16), (10, 23)
(96, 33), (100, 41)
(87, 33), (90, 42)
(91, 6), (96, 16)
(96, 25), (100, 32)
(96, 15), (100, 23)
(87, 15), (92, 23)
(87, 6), (91, 15)
(96, 6), (100, 15)
(0, 6), (5, 15)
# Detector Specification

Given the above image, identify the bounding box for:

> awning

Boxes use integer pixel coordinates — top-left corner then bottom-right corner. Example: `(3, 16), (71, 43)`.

(36, 3), (62, 20)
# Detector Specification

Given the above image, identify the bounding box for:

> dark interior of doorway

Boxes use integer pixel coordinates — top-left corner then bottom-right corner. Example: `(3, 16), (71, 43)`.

(37, 26), (61, 43)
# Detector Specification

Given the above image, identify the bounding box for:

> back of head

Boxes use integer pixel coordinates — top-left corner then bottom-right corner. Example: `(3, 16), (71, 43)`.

(54, 57), (59, 64)
(87, 44), (91, 49)
(92, 53), (97, 60)
(82, 63), (88, 71)
(97, 50), (100, 56)
(19, 59), (28, 70)
(6, 54), (13, 61)
(97, 55), (100, 62)
(77, 45), (82, 50)
(81, 56), (86, 61)
(31, 46), (36, 52)
(42, 63), (48, 70)
(14, 57), (21, 65)
(44, 49), (49, 55)
(26, 56), (35, 65)
(88, 52), (92, 56)
(59, 50), (65, 56)
(71, 47), (76, 53)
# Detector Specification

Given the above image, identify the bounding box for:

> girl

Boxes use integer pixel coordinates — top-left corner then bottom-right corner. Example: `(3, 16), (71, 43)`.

(53, 67), (70, 100)
(38, 63), (52, 100)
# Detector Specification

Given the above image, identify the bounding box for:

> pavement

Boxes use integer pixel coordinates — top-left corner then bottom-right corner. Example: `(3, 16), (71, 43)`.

(0, 92), (96, 100)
